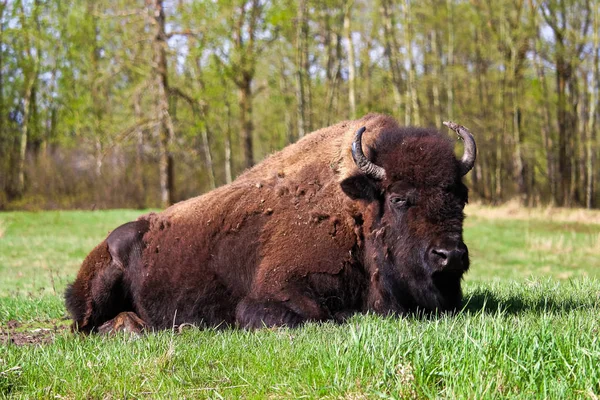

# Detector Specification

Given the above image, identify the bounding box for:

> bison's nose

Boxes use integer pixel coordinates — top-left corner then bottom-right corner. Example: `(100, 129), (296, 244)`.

(430, 242), (468, 271)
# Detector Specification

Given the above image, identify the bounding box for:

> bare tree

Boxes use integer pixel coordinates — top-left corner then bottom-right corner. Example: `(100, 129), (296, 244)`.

(403, 0), (420, 126)
(146, 0), (177, 207)
(88, 0), (105, 179)
(483, 0), (535, 204)
(133, 85), (147, 208)
(540, 0), (592, 206)
(344, 1), (357, 119)
(446, 0), (454, 120)
(14, 0), (40, 198)
(380, 0), (403, 118)
(429, 28), (442, 129)
(319, 3), (343, 126)
(586, 3), (599, 208)
(296, 0), (310, 137)
(221, 0), (272, 169)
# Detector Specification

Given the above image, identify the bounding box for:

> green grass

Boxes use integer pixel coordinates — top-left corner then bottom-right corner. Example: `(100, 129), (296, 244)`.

(1, 207), (599, 399)
(0, 210), (146, 297)
(465, 216), (600, 281)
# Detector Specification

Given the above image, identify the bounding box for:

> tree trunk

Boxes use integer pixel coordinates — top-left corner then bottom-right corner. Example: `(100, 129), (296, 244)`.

(225, 101), (233, 184)
(587, 5), (599, 208)
(556, 53), (573, 206)
(494, 124), (503, 203)
(229, 0), (263, 169)
(0, 1), (5, 151)
(380, 0), (403, 118)
(17, 77), (35, 197)
(199, 110), (216, 190)
(541, 0), (592, 206)
(510, 49), (527, 204)
(0, 6), (4, 202)
(219, 72), (234, 184)
(147, 0), (175, 207)
(188, 49), (216, 190)
(322, 7), (334, 126)
(133, 88), (146, 209)
(344, 2), (357, 120)
(446, 0), (454, 120)
(403, 0), (419, 126)
(533, 34), (557, 205)
(94, 139), (102, 178)
(360, 26), (374, 111)
(41, 65), (58, 157)
(430, 29), (442, 129)
(240, 76), (254, 169)
(474, 23), (488, 199)
(324, 24), (344, 126)
(15, 0), (40, 198)
(296, 0), (309, 137)
(574, 78), (585, 205)
(90, 0), (103, 179)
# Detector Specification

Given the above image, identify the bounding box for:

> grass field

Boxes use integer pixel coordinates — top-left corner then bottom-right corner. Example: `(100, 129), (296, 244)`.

(1, 205), (599, 398)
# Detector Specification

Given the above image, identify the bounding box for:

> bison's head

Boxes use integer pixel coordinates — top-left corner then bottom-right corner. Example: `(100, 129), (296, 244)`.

(341, 121), (476, 314)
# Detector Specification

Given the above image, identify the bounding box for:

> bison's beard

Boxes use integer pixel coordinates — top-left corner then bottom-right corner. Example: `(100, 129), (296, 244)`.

(369, 250), (464, 315)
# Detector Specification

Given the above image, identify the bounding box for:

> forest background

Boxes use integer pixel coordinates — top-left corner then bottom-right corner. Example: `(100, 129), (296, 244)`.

(0, 0), (598, 210)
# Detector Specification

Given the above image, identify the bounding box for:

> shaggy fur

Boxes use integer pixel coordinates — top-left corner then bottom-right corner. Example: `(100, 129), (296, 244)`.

(65, 114), (472, 332)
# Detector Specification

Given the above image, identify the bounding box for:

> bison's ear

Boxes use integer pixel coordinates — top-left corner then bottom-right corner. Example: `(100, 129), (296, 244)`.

(340, 174), (378, 201)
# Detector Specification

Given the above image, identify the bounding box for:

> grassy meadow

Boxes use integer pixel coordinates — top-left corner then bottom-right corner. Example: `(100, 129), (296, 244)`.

(0, 205), (599, 398)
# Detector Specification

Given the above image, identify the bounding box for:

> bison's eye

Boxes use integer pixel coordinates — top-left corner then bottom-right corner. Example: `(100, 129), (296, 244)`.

(389, 196), (408, 207)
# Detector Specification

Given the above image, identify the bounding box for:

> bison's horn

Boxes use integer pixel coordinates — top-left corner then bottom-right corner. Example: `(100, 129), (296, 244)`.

(443, 121), (477, 176)
(351, 126), (386, 180)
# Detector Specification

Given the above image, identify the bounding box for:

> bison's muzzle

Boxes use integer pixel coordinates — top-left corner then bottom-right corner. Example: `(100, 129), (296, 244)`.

(427, 237), (469, 273)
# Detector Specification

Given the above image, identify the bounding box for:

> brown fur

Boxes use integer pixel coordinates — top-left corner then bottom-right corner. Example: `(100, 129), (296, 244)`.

(65, 114), (473, 331)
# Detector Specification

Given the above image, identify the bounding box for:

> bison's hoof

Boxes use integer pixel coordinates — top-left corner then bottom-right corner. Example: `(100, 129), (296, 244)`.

(333, 310), (356, 323)
(97, 311), (147, 335)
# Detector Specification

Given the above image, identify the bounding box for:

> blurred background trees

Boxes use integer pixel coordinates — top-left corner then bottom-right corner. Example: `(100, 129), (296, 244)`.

(0, 0), (598, 209)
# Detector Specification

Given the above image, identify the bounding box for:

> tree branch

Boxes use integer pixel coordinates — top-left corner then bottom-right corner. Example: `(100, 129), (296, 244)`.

(166, 29), (203, 39)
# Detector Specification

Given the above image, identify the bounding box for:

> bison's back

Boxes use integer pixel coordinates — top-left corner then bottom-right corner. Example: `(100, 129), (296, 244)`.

(70, 114), (402, 329)
(131, 116), (396, 327)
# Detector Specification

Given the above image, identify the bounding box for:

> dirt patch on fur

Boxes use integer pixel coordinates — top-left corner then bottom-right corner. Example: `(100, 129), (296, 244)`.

(0, 319), (69, 346)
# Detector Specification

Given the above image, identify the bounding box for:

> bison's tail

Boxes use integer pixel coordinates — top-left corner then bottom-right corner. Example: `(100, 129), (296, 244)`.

(64, 281), (87, 332)
(65, 241), (127, 333)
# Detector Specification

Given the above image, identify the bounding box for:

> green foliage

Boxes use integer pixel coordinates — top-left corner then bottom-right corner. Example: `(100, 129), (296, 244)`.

(0, 0), (598, 208)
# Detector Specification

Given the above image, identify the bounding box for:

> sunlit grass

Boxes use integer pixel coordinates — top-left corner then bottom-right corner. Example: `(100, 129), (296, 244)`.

(0, 210), (149, 296)
(467, 200), (600, 224)
(1, 206), (599, 398)
(464, 205), (600, 282)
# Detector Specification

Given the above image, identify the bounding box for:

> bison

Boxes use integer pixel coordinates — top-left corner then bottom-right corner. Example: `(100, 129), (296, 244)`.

(65, 113), (476, 333)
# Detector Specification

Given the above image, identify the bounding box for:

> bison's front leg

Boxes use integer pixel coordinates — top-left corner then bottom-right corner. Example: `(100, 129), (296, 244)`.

(235, 295), (329, 329)
(97, 311), (147, 335)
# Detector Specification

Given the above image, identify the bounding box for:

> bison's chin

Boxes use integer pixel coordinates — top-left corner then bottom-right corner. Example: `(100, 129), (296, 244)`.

(376, 265), (464, 316)
(429, 269), (465, 312)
